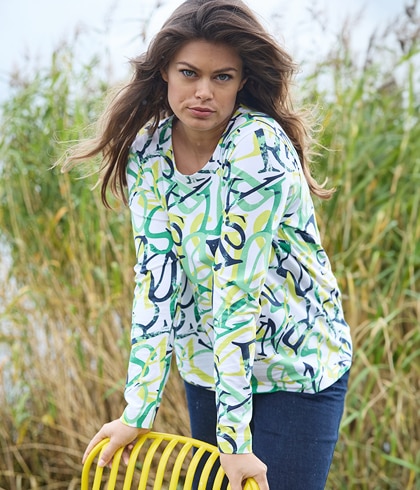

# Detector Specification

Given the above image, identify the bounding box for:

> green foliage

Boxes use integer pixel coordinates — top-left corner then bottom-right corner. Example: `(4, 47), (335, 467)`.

(0, 39), (190, 490)
(302, 15), (420, 490)
(0, 8), (419, 489)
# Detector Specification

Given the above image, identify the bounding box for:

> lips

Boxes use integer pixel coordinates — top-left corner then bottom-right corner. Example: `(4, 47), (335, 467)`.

(188, 106), (215, 117)
(190, 106), (213, 112)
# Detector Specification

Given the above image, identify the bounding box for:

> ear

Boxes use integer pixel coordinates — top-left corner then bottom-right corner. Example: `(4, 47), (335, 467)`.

(238, 76), (248, 92)
(161, 68), (168, 82)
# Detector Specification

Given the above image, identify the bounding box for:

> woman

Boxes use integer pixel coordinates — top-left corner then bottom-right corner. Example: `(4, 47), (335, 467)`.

(63, 1), (352, 488)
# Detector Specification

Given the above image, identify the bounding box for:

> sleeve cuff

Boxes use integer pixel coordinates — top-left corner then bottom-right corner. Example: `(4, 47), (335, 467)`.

(217, 424), (253, 454)
(120, 399), (157, 429)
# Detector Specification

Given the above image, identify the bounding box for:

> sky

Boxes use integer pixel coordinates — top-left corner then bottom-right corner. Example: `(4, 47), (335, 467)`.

(0, 0), (407, 101)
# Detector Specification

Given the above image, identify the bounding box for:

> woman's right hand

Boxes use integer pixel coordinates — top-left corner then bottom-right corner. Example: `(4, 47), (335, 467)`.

(220, 452), (269, 490)
(82, 418), (150, 467)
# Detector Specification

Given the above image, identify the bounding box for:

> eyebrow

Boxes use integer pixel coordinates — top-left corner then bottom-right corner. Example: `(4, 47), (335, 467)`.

(175, 61), (239, 73)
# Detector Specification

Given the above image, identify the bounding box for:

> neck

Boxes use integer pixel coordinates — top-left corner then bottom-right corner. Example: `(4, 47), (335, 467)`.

(174, 119), (223, 154)
(172, 120), (224, 174)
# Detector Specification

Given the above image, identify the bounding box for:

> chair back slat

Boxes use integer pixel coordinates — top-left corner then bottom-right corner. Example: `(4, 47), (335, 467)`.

(137, 437), (164, 489)
(167, 441), (194, 489)
(153, 438), (179, 489)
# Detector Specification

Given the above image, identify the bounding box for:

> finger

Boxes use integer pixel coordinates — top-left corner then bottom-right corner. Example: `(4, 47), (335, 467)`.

(226, 475), (243, 490)
(122, 446), (131, 465)
(229, 481), (242, 490)
(97, 440), (124, 467)
(253, 475), (270, 490)
(82, 429), (107, 463)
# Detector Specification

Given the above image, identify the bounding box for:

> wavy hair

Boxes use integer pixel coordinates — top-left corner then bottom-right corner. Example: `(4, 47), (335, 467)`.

(61, 0), (332, 205)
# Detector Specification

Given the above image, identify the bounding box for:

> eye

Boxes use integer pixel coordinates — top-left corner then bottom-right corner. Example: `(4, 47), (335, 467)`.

(181, 69), (196, 78)
(216, 74), (232, 81)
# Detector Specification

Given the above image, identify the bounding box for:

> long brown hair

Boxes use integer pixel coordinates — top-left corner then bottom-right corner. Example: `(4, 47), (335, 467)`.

(61, 0), (332, 206)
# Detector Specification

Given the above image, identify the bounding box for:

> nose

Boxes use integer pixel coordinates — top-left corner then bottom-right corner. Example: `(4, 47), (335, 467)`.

(195, 78), (213, 100)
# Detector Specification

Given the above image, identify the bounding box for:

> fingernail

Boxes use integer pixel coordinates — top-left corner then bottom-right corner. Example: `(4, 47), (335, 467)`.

(98, 458), (105, 467)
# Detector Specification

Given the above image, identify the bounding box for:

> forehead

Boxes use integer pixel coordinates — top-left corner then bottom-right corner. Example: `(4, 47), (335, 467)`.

(172, 40), (242, 68)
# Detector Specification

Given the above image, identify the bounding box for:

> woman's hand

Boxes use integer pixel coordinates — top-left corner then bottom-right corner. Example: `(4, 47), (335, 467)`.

(82, 418), (150, 467)
(220, 452), (269, 490)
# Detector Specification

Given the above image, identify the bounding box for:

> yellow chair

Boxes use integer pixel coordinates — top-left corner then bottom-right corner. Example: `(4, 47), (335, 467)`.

(81, 431), (259, 489)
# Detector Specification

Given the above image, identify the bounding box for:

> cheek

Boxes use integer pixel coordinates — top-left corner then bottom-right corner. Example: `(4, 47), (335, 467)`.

(165, 85), (177, 108)
(167, 83), (185, 103)
(166, 84), (188, 115)
(223, 88), (241, 106)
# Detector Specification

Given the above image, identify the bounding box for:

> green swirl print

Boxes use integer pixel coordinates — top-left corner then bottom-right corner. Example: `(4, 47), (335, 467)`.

(121, 105), (352, 454)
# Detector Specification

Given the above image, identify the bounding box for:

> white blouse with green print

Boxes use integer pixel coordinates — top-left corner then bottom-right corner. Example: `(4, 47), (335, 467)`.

(120, 105), (352, 454)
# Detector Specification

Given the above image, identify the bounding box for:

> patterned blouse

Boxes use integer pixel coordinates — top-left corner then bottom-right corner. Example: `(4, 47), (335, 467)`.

(121, 105), (352, 454)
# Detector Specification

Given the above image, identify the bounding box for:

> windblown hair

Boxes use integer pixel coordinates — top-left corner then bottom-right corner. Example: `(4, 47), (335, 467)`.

(61, 0), (332, 206)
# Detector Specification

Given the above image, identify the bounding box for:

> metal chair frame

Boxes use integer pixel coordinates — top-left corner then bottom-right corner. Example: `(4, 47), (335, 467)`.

(81, 431), (259, 489)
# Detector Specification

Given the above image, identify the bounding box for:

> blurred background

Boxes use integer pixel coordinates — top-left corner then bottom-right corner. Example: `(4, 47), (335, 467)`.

(0, 0), (407, 102)
(0, 0), (419, 488)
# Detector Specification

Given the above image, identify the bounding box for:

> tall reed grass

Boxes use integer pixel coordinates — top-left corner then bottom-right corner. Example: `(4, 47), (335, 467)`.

(0, 6), (418, 489)
(304, 11), (420, 488)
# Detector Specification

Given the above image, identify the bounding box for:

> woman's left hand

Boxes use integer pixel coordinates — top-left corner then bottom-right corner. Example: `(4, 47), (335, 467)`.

(220, 452), (269, 490)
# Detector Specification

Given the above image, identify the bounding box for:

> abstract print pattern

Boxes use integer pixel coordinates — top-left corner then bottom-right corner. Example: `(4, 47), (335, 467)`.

(121, 106), (352, 454)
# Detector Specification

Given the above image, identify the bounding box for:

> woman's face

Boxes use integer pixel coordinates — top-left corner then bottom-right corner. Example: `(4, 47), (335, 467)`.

(162, 40), (246, 137)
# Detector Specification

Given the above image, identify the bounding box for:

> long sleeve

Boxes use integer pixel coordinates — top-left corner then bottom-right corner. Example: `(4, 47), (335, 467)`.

(213, 124), (300, 453)
(121, 147), (182, 428)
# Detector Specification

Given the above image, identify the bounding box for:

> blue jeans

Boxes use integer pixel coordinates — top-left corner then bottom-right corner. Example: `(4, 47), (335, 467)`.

(184, 370), (349, 490)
